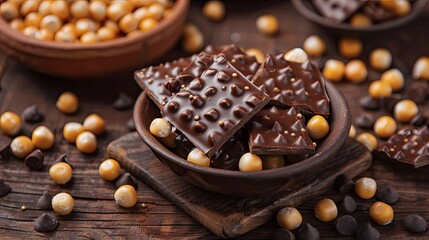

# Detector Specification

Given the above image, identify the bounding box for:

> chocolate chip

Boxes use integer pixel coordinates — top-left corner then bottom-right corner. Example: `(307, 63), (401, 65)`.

(37, 191), (53, 210)
(355, 113), (375, 130)
(24, 149), (44, 171)
(403, 214), (427, 233)
(406, 82), (429, 104)
(411, 114), (429, 127)
(52, 154), (72, 168)
(274, 228), (295, 240)
(380, 94), (401, 113)
(113, 92), (133, 110)
(0, 179), (11, 197)
(127, 118), (136, 131)
(33, 213), (58, 232)
(339, 195), (357, 213)
(0, 139), (11, 160)
(360, 95), (380, 111)
(296, 223), (320, 240)
(115, 173), (138, 189)
(21, 105), (44, 123)
(355, 223), (380, 240)
(335, 175), (354, 194)
(376, 185), (399, 205)
(335, 215), (357, 236)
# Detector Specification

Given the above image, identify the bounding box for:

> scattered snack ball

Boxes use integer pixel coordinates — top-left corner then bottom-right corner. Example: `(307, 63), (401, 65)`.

(24, 149), (44, 171)
(369, 201), (394, 225)
(306, 115), (329, 140)
(349, 125), (356, 138)
(338, 37), (362, 58)
(0, 179), (11, 197)
(314, 198), (338, 222)
(202, 0), (225, 22)
(31, 125), (55, 150)
(21, 105), (44, 123)
(370, 48), (392, 71)
(256, 14), (279, 36)
(334, 215), (357, 236)
(99, 159), (121, 181)
(10, 135), (34, 158)
(83, 113), (106, 135)
(76, 131), (97, 154)
(0, 111), (21, 136)
(115, 172), (138, 189)
(403, 214), (427, 233)
(56, 92), (79, 114)
(355, 177), (377, 199)
(350, 13), (372, 27)
(380, 68), (404, 91)
(335, 175), (354, 194)
(296, 223), (320, 240)
(412, 56), (429, 80)
(284, 48), (309, 63)
(338, 195), (357, 214)
(182, 23), (204, 53)
(394, 100), (419, 123)
(37, 191), (53, 210)
(356, 132), (378, 151)
(262, 155), (285, 170)
(274, 228), (296, 240)
(376, 185), (399, 205)
(355, 223), (380, 240)
(52, 192), (74, 215)
(238, 153), (262, 172)
(246, 48), (265, 63)
(63, 122), (85, 143)
(369, 80), (392, 99)
(345, 59), (367, 83)
(149, 118), (171, 138)
(49, 162), (73, 185)
(187, 148), (211, 167)
(114, 185), (138, 208)
(303, 35), (326, 57)
(323, 59), (345, 82)
(33, 213), (58, 233)
(276, 207), (302, 231)
(373, 116), (397, 139)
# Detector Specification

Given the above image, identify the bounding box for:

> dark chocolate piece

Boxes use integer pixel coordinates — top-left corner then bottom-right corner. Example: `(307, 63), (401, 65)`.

(0, 139), (10, 160)
(211, 129), (248, 170)
(52, 154), (73, 168)
(252, 54), (330, 116)
(380, 94), (401, 113)
(134, 57), (192, 109)
(126, 117), (136, 131)
(115, 173), (138, 189)
(378, 127), (429, 168)
(37, 191), (53, 210)
(113, 92), (134, 110)
(274, 228), (295, 240)
(355, 223), (380, 240)
(33, 213), (58, 232)
(339, 195), (357, 214)
(405, 81), (429, 105)
(335, 174), (354, 193)
(335, 215), (357, 236)
(22, 105), (44, 123)
(0, 179), (11, 197)
(173, 132), (195, 159)
(363, 1), (396, 21)
(359, 95), (380, 111)
(162, 55), (269, 157)
(312, 0), (366, 22)
(355, 113), (375, 130)
(296, 223), (320, 240)
(376, 185), (399, 205)
(249, 106), (315, 155)
(411, 114), (429, 127)
(24, 149), (44, 171)
(403, 214), (427, 233)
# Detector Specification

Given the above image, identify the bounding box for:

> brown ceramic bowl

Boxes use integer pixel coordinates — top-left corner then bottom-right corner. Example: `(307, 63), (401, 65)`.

(134, 81), (351, 196)
(0, 0), (189, 78)
(292, 0), (427, 35)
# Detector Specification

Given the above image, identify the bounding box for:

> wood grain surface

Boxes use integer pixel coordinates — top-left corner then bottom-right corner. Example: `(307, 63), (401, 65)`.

(1, 1), (429, 239)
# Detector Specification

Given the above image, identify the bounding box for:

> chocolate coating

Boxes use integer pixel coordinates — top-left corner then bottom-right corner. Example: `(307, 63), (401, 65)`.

(37, 191), (53, 210)
(33, 213), (58, 232)
(22, 105), (44, 123)
(296, 222), (320, 240)
(312, 0), (366, 22)
(211, 129), (248, 170)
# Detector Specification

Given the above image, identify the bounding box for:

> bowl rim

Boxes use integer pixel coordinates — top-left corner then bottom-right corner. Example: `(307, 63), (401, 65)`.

(134, 80), (352, 180)
(0, 0), (189, 52)
(291, 0), (428, 33)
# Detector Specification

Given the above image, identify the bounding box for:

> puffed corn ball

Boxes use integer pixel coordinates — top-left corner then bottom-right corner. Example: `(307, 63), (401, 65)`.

(76, 131), (97, 154)
(63, 122), (84, 143)
(202, 0), (225, 22)
(150, 118), (171, 138)
(187, 148), (211, 167)
(370, 48), (392, 71)
(32, 125), (55, 150)
(277, 207), (302, 230)
(52, 192), (74, 215)
(350, 13), (372, 27)
(369, 201), (394, 225)
(83, 114), (105, 135)
(256, 14), (279, 36)
(182, 23), (204, 53)
(369, 80), (392, 99)
(114, 185), (138, 208)
(412, 56), (429, 81)
(355, 177), (377, 199)
(380, 68), (404, 91)
(0, 111), (22, 136)
(56, 92), (79, 114)
(246, 48), (265, 63)
(99, 159), (121, 181)
(349, 125), (356, 138)
(303, 35), (326, 57)
(373, 116), (397, 139)
(49, 162), (73, 185)
(239, 153), (262, 172)
(284, 48), (309, 64)
(356, 132), (378, 151)
(345, 59), (367, 83)
(314, 198), (338, 222)
(10, 136), (34, 158)
(394, 100), (419, 123)
(307, 115), (329, 140)
(0, 1), (19, 20)
(338, 37), (362, 58)
(323, 59), (345, 82)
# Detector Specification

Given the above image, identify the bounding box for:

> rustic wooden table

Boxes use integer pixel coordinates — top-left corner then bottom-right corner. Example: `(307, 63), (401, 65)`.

(1, 1), (429, 239)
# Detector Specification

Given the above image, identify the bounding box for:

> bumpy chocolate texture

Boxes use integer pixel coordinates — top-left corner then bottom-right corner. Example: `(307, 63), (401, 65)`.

(162, 55), (269, 157)
(249, 106), (316, 155)
(312, 0), (366, 22)
(252, 54), (330, 116)
(134, 57), (192, 109)
(378, 127), (429, 168)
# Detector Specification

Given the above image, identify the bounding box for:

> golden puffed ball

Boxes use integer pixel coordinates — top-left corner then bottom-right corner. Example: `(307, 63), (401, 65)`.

(32, 125), (55, 150)
(307, 115), (329, 140)
(355, 177), (377, 199)
(380, 68), (404, 91)
(10, 136), (34, 158)
(9, 18), (25, 31)
(369, 202), (394, 225)
(106, 2), (131, 22)
(379, 0), (397, 10)
(349, 124), (356, 138)
(323, 59), (345, 82)
(83, 114), (105, 135)
(368, 80), (392, 99)
(49, 0), (69, 21)
(75, 18), (98, 37)
(284, 48), (309, 64)
(0, 111), (22, 136)
(52, 192), (74, 215)
(54, 30), (77, 43)
(356, 132), (378, 151)
(256, 14), (279, 36)
(303, 35), (326, 57)
(373, 116), (397, 139)
(412, 56), (429, 81)
(56, 91), (79, 114)
(370, 48), (392, 71)
(394, 0), (411, 17)
(202, 0), (225, 22)
(159, 131), (177, 149)
(350, 13), (372, 27)
(99, 159), (121, 181)
(89, 0), (106, 21)
(246, 48), (265, 63)
(24, 12), (42, 27)
(133, 7), (149, 22)
(314, 198), (338, 222)
(187, 148), (211, 167)
(34, 28), (54, 41)
(70, 0), (89, 19)
(22, 26), (38, 37)
(181, 23), (204, 53)
(49, 162), (73, 185)
(105, 20), (120, 34)
(97, 26), (116, 41)
(394, 100), (419, 123)
(37, 0), (51, 17)
(345, 59), (367, 83)
(114, 185), (138, 208)
(147, 3), (165, 20)
(76, 131), (97, 154)
(277, 207), (302, 230)
(20, 0), (40, 17)
(338, 37), (362, 58)
(40, 15), (62, 33)
(63, 122), (84, 143)
(80, 31), (99, 44)
(1, 1), (19, 21)
(262, 155), (285, 170)
(139, 17), (158, 32)
(127, 30), (142, 38)
(119, 13), (138, 34)
(239, 153), (262, 172)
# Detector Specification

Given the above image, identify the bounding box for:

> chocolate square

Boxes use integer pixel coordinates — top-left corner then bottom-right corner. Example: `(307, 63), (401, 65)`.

(249, 106), (316, 155)
(252, 54), (330, 116)
(162, 55), (269, 157)
(312, 0), (367, 22)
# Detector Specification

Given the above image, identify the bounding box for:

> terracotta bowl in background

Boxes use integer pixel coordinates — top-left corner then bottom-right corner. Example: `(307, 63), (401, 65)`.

(0, 0), (189, 78)
(134, 81), (352, 196)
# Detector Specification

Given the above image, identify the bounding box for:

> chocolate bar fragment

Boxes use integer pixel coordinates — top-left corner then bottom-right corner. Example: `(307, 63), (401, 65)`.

(363, 1), (395, 22)
(134, 57), (192, 108)
(162, 55), (269, 157)
(249, 106), (316, 155)
(378, 127), (429, 168)
(252, 54), (330, 116)
(312, 0), (366, 22)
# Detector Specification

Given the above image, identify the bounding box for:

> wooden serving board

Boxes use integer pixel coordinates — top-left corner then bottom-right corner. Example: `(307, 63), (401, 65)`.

(107, 132), (372, 238)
